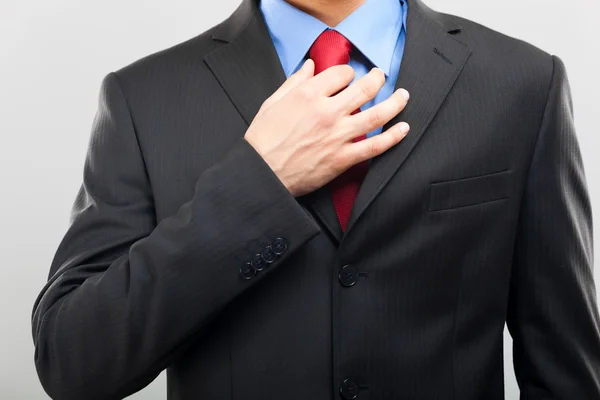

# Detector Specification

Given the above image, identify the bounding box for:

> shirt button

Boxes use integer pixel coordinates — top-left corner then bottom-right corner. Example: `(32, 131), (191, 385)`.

(261, 245), (277, 263)
(338, 264), (359, 287)
(251, 253), (267, 271)
(240, 262), (256, 280)
(271, 237), (288, 255)
(339, 379), (360, 399)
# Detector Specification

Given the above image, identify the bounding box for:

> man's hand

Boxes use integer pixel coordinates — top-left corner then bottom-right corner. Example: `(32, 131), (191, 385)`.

(244, 59), (410, 197)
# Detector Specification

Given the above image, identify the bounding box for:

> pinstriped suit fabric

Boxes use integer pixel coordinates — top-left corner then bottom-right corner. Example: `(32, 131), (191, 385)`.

(31, 0), (599, 399)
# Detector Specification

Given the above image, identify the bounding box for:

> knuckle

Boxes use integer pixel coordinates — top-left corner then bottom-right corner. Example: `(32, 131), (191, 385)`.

(368, 110), (383, 128)
(359, 80), (377, 99)
(295, 85), (315, 101)
(261, 98), (273, 110)
(315, 105), (336, 126)
(334, 151), (354, 171)
(367, 139), (382, 156)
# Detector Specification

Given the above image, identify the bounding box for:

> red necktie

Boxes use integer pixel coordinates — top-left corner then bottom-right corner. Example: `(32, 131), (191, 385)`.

(309, 29), (369, 232)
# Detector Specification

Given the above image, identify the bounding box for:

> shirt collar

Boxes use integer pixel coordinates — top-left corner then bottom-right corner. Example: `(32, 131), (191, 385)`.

(260, 0), (407, 77)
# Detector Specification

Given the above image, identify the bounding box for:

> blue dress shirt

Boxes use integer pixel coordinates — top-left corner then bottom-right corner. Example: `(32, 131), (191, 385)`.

(260, 0), (408, 138)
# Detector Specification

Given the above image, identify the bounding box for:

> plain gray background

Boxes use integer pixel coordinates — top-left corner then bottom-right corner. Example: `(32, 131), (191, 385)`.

(1, 1), (599, 398)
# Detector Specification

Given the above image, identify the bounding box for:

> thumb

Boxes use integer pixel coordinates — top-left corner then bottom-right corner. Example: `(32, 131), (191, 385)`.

(263, 59), (315, 107)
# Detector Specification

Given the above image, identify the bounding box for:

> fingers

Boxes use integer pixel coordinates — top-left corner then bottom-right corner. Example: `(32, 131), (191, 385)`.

(344, 88), (410, 139)
(263, 59), (315, 108)
(341, 121), (410, 165)
(303, 64), (355, 96)
(331, 67), (386, 114)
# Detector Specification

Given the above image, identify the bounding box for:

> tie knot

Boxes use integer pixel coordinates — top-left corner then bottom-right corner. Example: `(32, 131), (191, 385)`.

(309, 29), (354, 75)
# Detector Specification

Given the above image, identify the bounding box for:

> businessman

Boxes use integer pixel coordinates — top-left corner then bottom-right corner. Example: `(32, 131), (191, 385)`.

(32, 0), (600, 399)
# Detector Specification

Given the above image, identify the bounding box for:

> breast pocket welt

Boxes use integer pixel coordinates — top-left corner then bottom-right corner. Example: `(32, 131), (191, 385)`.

(428, 169), (513, 212)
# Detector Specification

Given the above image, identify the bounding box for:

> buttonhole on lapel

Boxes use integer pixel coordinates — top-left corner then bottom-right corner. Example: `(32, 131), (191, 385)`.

(433, 48), (453, 65)
(357, 272), (369, 278)
(448, 28), (461, 35)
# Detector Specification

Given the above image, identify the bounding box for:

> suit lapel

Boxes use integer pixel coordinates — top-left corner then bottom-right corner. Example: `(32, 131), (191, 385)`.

(204, 0), (286, 126)
(344, 0), (472, 236)
(204, 0), (344, 243)
(204, 0), (473, 244)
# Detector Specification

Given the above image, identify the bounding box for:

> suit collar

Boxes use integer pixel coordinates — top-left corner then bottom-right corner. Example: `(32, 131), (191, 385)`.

(411, 0), (463, 33)
(212, 0), (256, 43)
(205, 0), (471, 244)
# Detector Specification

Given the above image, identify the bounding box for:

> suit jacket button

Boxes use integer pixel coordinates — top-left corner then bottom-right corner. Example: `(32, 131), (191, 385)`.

(251, 253), (267, 271)
(261, 245), (277, 263)
(240, 262), (256, 280)
(340, 379), (360, 399)
(338, 265), (359, 287)
(271, 237), (288, 255)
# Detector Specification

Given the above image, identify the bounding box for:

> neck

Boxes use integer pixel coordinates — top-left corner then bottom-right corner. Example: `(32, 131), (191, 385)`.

(284, 0), (366, 26)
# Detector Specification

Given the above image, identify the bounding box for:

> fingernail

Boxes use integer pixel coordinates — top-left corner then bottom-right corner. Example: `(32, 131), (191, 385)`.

(399, 122), (410, 135)
(398, 89), (410, 101)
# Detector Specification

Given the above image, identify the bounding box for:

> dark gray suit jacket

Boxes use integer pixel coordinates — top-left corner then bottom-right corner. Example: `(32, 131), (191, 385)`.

(31, 0), (600, 399)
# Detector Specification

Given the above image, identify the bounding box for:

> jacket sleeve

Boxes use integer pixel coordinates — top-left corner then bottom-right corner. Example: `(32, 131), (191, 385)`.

(507, 55), (600, 399)
(31, 72), (322, 400)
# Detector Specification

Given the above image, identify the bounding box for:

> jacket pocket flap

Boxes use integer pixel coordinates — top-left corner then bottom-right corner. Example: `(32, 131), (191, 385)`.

(428, 169), (512, 211)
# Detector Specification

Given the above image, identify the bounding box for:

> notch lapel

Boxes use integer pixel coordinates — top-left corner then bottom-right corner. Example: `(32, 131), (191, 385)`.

(344, 0), (472, 236)
(204, 0), (344, 243)
(204, 0), (286, 126)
